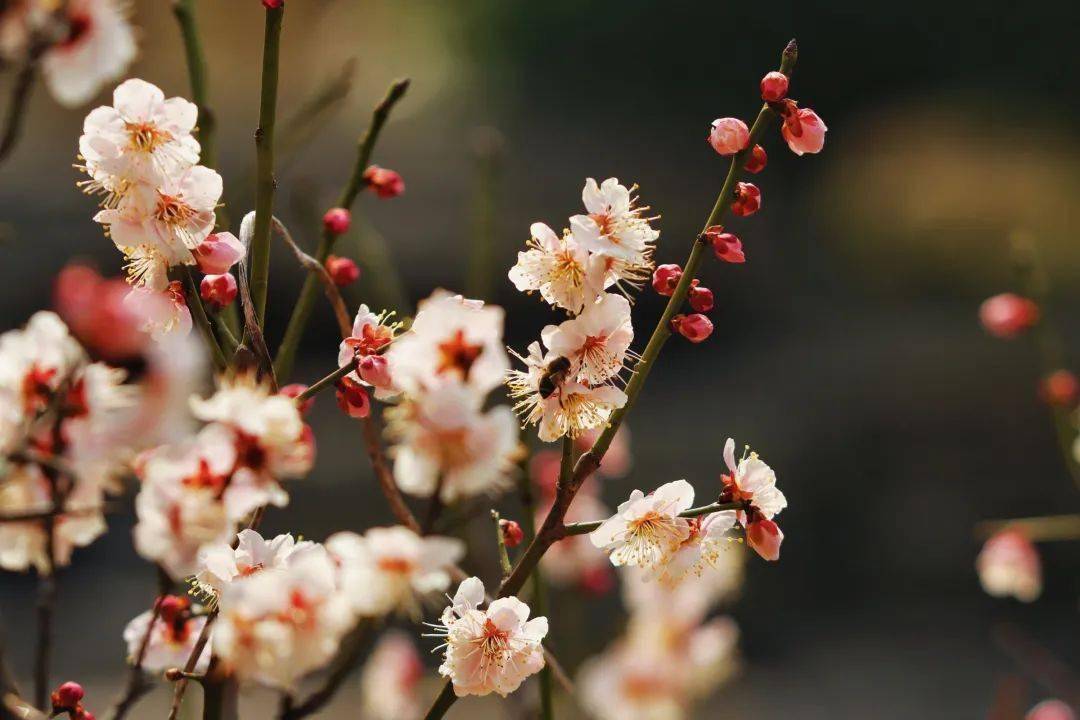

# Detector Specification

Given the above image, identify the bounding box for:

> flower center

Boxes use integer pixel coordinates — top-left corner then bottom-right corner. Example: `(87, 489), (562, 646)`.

(126, 122), (172, 153)
(589, 212), (617, 241)
(183, 458), (227, 493)
(435, 329), (484, 379)
(376, 556), (415, 575)
(155, 192), (195, 227)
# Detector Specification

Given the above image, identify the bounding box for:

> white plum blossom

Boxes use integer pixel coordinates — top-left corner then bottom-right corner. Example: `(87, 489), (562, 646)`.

(78, 78), (200, 201)
(326, 526), (464, 617)
(337, 304), (399, 397)
(30, 0), (136, 108)
(508, 222), (607, 314)
(0, 462), (106, 573)
(543, 292), (634, 385)
(590, 479), (696, 569)
(721, 437), (787, 521)
(360, 631), (424, 720)
(122, 599), (211, 674)
(428, 577), (548, 698)
(646, 511), (739, 586)
(195, 529), (316, 604)
(388, 382), (520, 502)
(569, 177), (658, 268)
(507, 341), (627, 442)
(95, 164), (222, 269)
(976, 528), (1042, 603)
(386, 290), (508, 396)
(212, 549), (354, 690)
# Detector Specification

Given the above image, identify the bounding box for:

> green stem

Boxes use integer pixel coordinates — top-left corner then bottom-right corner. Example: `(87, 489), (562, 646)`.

(249, 4), (284, 325)
(419, 40), (798, 720)
(273, 79), (410, 381)
(295, 361), (355, 402)
(182, 268), (227, 370)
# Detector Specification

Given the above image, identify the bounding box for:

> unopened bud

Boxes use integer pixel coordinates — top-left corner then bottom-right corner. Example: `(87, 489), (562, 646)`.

(651, 264), (683, 296)
(743, 144), (767, 174)
(358, 354), (392, 389)
(199, 273), (237, 308)
(335, 377), (371, 419)
(688, 283), (714, 313)
(746, 518), (783, 561)
(194, 232), (245, 275)
(51, 681), (85, 711)
(499, 519), (524, 548)
(979, 293), (1039, 339)
(671, 313), (713, 343)
(760, 71), (789, 102)
(731, 182), (761, 217)
(280, 384), (314, 415)
(325, 255), (361, 287)
(363, 165), (405, 198)
(322, 207), (352, 236)
(708, 117), (750, 156)
(262, 0), (284, 8)
(703, 226), (746, 264)
(1039, 370), (1079, 408)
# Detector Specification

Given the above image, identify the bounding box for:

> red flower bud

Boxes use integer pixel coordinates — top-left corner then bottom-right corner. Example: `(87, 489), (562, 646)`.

(262, 0), (284, 8)
(279, 384), (314, 415)
(731, 182), (761, 217)
(743, 144), (767, 174)
(979, 293), (1039, 339)
(499, 519), (524, 548)
(194, 232), (245, 275)
(708, 117), (749, 156)
(579, 566), (615, 596)
(1039, 370), (1079, 408)
(363, 165), (405, 199)
(159, 595), (190, 624)
(1025, 699), (1075, 720)
(651, 264), (683, 296)
(322, 207), (352, 236)
(358, 354), (392, 389)
(747, 518), (784, 561)
(335, 377), (371, 419)
(199, 273), (237, 308)
(51, 682), (85, 711)
(671, 313), (713, 343)
(325, 255), (361, 287)
(703, 226), (745, 264)
(688, 283), (714, 313)
(760, 71), (789, 103)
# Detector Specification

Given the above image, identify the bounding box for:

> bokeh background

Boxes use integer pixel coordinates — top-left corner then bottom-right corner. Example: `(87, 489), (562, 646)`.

(2, 0), (1080, 717)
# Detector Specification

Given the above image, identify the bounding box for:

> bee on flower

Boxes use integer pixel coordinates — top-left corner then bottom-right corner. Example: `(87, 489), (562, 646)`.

(326, 526), (465, 617)
(426, 577), (548, 698)
(543, 292), (635, 386)
(506, 341), (627, 442)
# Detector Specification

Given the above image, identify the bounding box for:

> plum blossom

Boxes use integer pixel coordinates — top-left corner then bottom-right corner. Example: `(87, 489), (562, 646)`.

(0, 462), (106, 573)
(95, 164), (222, 269)
(543, 292), (634, 385)
(388, 383), (520, 501)
(387, 290), (509, 396)
(122, 281), (192, 341)
(122, 596), (211, 674)
(427, 577), (548, 698)
(1026, 700), (1077, 720)
(780, 106), (827, 156)
(721, 437), (787, 560)
(590, 480), (696, 569)
(647, 511), (739, 585)
(213, 549), (354, 689)
(337, 304), (400, 397)
(976, 528), (1042, 602)
(506, 341), (627, 442)
(508, 222), (607, 314)
(570, 178), (658, 269)
(360, 631), (424, 720)
(326, 526), (464, 616)
(78, 79), (200, 201)
(195, 529), (317, 602)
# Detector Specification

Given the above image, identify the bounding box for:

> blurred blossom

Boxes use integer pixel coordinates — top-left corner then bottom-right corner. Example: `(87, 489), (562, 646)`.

(360, 631), (423, 720)
(976, 528), (1041, 602)
(1026, 700), (1078, 720)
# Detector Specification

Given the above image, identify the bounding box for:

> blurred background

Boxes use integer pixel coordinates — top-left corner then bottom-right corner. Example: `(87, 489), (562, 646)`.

(2, 0), (1079, 717)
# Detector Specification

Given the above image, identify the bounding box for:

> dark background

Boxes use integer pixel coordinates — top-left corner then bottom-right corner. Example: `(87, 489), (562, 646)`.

(2, 1), (1079, 717)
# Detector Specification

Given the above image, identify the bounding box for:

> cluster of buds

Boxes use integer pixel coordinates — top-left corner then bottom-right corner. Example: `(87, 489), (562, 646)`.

(654, 263), (715, 343)
(51, 681), (94, 720)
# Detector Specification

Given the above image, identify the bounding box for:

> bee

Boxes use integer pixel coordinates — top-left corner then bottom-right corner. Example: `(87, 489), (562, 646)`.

(537, 356), (572, 399)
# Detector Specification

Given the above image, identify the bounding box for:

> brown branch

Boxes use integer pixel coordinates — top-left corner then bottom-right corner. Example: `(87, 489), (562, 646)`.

(361, 409), (420, 533)
(166, 611), (216, 720)
(272, 217), (352, 339)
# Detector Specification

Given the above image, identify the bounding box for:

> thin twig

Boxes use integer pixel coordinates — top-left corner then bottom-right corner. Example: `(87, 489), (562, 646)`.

(181, 267), (228, 371)
(274, 78), (410, 380)
(237, 214), (277, 387)
(424, 39), (800, 720)
(360, 408), (420, 532)
(0, 22), (57, 167)
(104, 571), (171, 720)
(249, 3), (285, 324)
(272, 217), (352, 338)
(166, 611), (216, 720)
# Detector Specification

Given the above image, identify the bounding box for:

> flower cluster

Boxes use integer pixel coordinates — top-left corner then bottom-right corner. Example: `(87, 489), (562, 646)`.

(507, 178), (657, 441)
(0, 311), (141, 572)
(132, 374), (314, 579)
(383, 291), (521, 502)
(0, 0), (135, 108)
(427, 577), (548, 698)
(77, 79), (242, 339)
